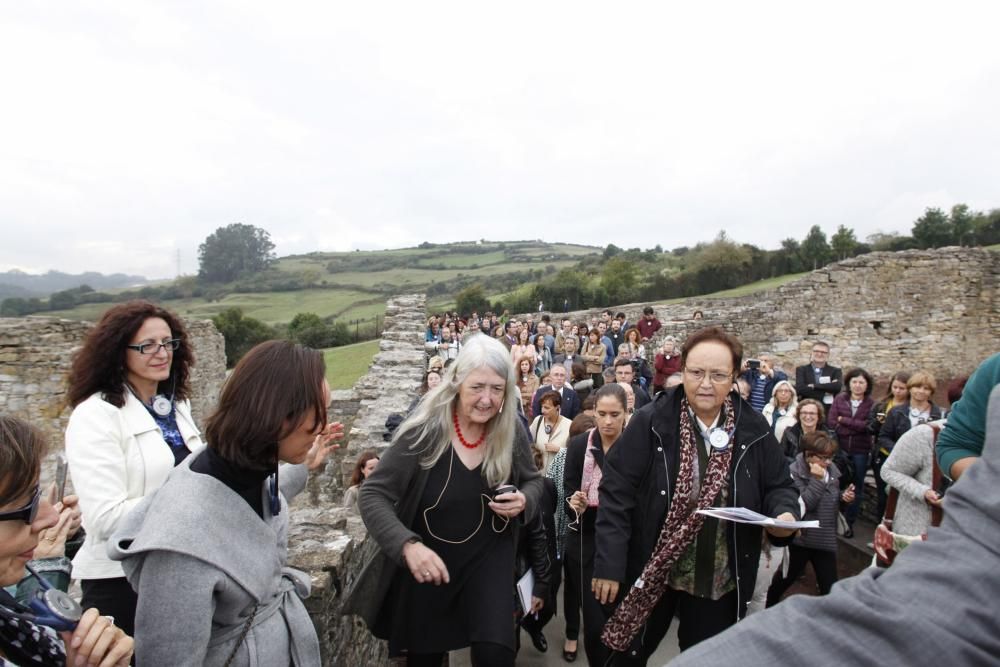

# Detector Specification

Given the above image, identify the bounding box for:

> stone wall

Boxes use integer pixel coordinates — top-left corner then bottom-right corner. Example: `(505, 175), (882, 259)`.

(548, 247), (999, 386)
(286, 294), (428, 666)
(0, 315), (226, 482)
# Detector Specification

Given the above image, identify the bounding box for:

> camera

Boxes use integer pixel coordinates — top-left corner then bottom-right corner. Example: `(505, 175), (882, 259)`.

(747, 359), (761, 371)
(491, 484), (517, 501)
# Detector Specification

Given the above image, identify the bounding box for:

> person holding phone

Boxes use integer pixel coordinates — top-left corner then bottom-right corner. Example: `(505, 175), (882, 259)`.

(64, 300), (206, 639)
(0, 415), (134, 666)
(346, 335), (542, 667)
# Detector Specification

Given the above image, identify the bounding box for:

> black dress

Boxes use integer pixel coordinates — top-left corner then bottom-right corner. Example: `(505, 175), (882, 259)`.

(388, 448), (516, 655)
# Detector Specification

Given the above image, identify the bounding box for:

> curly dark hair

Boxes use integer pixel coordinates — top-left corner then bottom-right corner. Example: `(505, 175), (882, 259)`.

(66, 300), (193, 408)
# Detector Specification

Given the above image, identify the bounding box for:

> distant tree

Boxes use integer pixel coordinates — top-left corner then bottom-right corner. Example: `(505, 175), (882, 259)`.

(601, 257), (638, 304)
(971, 208), (1000, 246)
(456, 284), (491, 316)
(287, 312), (331, 349)
(866, 231), (916, 252)
(800, 225), (832, 270)
(0, 297), (33, 317)
(211, 307), (274, 367)
(830, 225), (859, 260)
(603, 244), (622, 259)
(911, 207), (953, 248)
(198, 223), (276, 283)
(776, 238), (805, 274)
(949, 204), (975, 246)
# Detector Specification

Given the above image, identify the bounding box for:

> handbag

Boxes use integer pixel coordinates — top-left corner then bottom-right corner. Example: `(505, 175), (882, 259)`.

(874, 424), (943, 567)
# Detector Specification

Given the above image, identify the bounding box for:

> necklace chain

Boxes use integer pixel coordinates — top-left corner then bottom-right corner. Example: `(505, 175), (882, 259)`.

(453, 412), (487, 448)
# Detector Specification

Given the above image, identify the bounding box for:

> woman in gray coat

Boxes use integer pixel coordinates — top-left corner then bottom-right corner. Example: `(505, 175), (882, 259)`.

(767, 431), (854, 605)
(109, 341), (342, 666)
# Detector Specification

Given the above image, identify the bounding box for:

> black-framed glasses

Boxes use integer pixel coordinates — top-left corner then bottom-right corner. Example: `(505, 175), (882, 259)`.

(0, 485), (41, 524)
(126, 338), (181, 355)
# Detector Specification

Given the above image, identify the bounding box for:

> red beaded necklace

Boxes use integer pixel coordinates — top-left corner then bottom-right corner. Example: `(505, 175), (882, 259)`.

(453, 412), (487, 448)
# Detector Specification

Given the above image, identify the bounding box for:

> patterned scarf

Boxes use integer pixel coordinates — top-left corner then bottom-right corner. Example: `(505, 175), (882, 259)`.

(580, 428), (602, 507)
(0, 591), (66, 666)
(602, 395), (736, 652)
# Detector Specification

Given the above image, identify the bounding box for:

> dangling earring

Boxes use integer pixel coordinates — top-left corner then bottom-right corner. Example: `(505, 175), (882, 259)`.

(498, 399), (505, 414)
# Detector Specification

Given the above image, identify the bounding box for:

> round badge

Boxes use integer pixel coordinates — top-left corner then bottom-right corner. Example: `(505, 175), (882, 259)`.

(151, 395), (173, 417)
(708, 428), (731, 451)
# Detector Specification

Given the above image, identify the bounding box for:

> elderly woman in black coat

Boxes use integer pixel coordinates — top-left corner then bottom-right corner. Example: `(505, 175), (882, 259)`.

(592, 327), (800, 664)
(348, 335), (543, 667)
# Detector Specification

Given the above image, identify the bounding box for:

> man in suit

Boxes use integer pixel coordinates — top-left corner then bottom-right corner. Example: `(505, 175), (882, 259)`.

(531, 364), (581, 420)
(795, 341), (842, 408)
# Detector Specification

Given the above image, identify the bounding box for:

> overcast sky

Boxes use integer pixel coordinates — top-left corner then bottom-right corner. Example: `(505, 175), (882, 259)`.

(2, 2), (998, 279)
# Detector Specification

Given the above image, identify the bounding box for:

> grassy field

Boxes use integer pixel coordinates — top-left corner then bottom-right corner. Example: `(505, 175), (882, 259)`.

(323, 339), (380, 390)
(47, 288), (385, 325)
(698, 272), (809, 299)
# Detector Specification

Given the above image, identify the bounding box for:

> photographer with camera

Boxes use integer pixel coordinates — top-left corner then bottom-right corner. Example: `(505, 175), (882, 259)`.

(740, 354), (787, 413)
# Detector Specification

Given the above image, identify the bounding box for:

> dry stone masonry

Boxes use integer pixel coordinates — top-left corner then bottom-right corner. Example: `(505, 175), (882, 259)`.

(553, 247), (998, 388)
(0, 315), (226, 482)
(285, 293), (428, 666)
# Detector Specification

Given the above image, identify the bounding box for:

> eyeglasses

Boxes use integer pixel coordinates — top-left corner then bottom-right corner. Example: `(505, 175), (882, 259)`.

(684, 368), (733, 385)
(127, 338), (181, 355)
(0, 485), (41, 524)
(811, 349), (829, 355)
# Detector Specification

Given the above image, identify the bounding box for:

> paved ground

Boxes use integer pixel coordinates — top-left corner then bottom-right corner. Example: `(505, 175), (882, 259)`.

(451, 609), (679, 666)
(452, 523), (876, 666)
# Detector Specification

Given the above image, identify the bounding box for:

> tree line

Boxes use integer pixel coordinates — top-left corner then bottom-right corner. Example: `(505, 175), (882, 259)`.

(475, 204), (1000, 314)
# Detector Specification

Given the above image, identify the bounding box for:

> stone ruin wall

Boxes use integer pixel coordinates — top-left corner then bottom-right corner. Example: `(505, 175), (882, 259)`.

(0, 316), (226, 483)
(285, 293), (428, 666)
(551, 247), (999, 396)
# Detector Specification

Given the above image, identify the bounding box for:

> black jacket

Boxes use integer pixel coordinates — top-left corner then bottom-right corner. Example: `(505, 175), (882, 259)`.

(593, 387), (799, 618)
(795, 364), (843, 403)
(877, 402), (944, 456)
(531, 384), (581, 420)
(516, 477), (556, 607)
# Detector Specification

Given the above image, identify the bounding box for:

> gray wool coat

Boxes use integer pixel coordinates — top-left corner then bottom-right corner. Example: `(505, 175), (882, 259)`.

(881, 422), (940, 536)
(789, 454), (841, 553)
(108, 457), (320, 667)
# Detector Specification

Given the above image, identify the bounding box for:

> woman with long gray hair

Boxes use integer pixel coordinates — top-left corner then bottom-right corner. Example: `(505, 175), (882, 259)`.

(350, 335), (543, 667)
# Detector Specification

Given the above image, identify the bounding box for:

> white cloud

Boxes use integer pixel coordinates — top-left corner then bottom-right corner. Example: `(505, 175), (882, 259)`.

(1, 1), (998, 277)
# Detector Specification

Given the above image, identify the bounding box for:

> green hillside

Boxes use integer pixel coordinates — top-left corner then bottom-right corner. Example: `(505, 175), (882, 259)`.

(44, 241), (602, 325)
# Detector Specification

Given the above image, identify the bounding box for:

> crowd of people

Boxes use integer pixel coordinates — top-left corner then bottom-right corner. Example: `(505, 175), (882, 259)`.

(1, 298), (995, 666)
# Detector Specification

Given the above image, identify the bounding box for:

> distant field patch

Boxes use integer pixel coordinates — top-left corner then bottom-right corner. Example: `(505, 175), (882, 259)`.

(323, 339), (380, 390)
(47, 288), (385, 325)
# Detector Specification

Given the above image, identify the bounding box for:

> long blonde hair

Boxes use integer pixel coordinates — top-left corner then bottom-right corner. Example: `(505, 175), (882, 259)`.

(395, 335), (519, 487)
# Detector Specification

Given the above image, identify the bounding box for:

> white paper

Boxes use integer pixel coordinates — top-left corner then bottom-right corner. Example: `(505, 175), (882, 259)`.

(696, 507), (819, 529)
(819, 376), (831, 384)
(516, 570), (534, 614)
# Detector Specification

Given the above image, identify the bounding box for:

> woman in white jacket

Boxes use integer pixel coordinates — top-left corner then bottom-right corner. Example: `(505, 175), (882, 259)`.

(64, 300), (205, 638)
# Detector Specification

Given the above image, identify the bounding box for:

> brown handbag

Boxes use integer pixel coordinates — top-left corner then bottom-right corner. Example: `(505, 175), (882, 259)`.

(874, 424), (943, 567)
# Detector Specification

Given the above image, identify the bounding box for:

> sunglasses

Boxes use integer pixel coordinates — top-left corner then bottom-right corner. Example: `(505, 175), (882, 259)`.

(0, 485), (41, 524)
